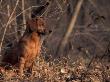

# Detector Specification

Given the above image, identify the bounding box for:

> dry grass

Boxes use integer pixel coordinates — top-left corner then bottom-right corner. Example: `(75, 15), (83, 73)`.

(0, 54), (109, 82)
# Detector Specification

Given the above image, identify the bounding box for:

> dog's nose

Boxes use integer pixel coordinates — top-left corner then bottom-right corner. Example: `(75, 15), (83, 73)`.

(49, 30), (52, 34)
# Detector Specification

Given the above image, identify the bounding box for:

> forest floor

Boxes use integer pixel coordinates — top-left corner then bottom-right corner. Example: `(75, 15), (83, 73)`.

(0, 54), (109, 82)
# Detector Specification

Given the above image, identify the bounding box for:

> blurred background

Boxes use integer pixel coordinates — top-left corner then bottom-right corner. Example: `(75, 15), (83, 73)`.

(0, 0), (110, 64)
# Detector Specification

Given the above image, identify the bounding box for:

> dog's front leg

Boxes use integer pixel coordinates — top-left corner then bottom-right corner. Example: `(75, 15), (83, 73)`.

(28, 60), (36, 79)
(18, 57), (25, 77)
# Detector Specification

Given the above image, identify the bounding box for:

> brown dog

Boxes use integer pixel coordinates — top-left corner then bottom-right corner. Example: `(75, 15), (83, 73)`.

(1, 17), (51, 76)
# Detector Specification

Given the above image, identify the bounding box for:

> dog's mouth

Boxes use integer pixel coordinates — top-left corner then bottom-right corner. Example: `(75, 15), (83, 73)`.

(37, 30), (46, 35)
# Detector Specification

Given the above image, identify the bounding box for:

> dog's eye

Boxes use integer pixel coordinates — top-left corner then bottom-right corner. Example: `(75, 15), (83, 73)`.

(42, 23), (44, 26)
(36, 19), (38, 21)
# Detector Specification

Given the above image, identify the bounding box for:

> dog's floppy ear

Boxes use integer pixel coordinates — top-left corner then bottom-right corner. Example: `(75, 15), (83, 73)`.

(25, 20), (33, 33)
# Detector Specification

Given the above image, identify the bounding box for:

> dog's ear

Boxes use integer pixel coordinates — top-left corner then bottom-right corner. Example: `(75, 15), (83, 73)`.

(25, 20), (33, 33)
(25, 21), (30, 32)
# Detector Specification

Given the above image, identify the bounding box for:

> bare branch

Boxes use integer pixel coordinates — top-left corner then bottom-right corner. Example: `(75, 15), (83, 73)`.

(57, 0), (84, 56)
(0, 0), (19, 54)
(22, 0), (26, 35)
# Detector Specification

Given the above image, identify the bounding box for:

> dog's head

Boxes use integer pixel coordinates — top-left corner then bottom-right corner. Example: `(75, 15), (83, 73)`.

(26, 17), (51, 35)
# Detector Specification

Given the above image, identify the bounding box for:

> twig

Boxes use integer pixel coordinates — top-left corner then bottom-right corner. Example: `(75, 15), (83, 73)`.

(56, 0), (84, 56)
(88, 0), (105, 25)
(8, 5), (40, 25)
(87, 55), (95, 68)
(22, 0), (26, 35)
(0, 0), (2, 8)
(0, 0), (19, 54)
(41, 1), (52, 17)
(101, 40), (110, 59)
(74, 32), (104, 51)
(55, 0), (63, 12)
(0, 19), (4, 30)
(0, 11), (8, 16)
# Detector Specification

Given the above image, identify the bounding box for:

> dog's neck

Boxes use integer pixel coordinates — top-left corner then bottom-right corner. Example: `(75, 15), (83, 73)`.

(30, 32), (45, 45)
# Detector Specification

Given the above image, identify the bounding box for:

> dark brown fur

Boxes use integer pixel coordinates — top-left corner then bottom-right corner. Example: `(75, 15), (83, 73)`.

(1, 17), (48, 76)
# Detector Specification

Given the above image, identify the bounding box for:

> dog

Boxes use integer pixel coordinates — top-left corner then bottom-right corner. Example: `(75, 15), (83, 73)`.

(1, 17), (51, 76)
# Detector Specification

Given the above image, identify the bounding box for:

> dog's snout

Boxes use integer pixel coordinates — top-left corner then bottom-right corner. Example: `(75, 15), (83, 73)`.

(45, 29), (52, 35)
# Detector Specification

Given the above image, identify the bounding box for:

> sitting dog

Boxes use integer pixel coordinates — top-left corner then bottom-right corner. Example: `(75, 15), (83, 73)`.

(1, 17), (51, 76)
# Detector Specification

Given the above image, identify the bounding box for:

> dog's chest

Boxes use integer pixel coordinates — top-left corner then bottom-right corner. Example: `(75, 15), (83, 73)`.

(21, 33), (42, 66)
